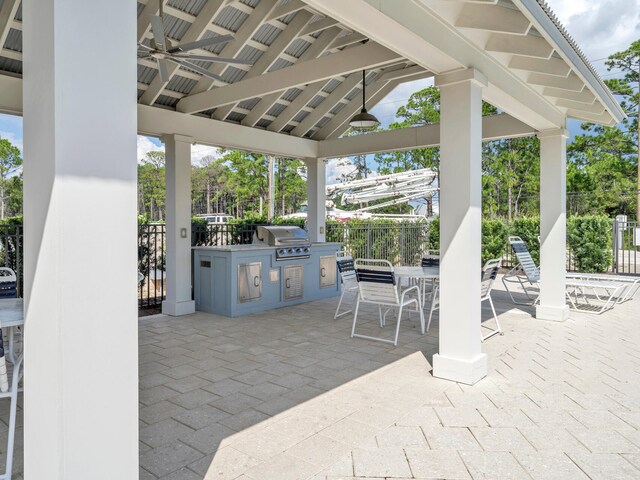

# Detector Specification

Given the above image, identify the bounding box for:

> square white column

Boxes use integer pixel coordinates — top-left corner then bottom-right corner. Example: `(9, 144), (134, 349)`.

(432, 69), (488, 385)
(162, 134), (196, 316)
(23, 0), (138, 478)
(306, 158), (326, 242)
(536, 129), (570, 321)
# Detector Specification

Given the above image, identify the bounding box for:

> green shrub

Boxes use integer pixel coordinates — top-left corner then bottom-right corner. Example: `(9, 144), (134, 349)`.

(482, 219), (507, 264)
(427, 217), (507, 264)
(511, 217), (540, 264)
(567, 215), (612, 272)
(427, 217), (439, 250)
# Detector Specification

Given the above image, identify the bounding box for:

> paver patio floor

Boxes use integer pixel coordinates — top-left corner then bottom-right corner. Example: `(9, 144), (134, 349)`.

(3, 276), (640, 480)
(135, 278), (640, 480)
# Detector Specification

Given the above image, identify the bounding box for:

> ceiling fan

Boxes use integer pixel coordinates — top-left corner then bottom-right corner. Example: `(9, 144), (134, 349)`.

(137, 2), (252, 83)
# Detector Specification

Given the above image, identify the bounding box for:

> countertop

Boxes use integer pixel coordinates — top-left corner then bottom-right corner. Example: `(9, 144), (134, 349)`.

(193, 242), (341, 252)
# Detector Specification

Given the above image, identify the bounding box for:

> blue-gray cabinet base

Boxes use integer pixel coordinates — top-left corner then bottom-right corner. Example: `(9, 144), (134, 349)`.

(193, 243), (341, 317)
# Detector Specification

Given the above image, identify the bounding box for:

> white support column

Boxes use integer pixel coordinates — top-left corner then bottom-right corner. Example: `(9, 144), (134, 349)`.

(432, 69), (487, 385)
(536, 128), (570, 321)
(306, 158), (326, 242)
(23, 0), (138, 478)
(163, 134), (196, 316)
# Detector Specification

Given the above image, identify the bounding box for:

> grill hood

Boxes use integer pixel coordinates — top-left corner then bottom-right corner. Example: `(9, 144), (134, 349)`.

(254, 226), (310, 247)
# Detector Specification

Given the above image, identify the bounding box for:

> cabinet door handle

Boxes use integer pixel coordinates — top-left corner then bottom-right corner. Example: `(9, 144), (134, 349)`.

(253, 276), (260, 287)
(321, 267), (326, 277)
(286, 278), (291, 288)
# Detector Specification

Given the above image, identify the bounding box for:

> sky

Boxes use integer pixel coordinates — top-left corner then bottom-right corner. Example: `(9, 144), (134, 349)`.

(0, 0), (638, 184)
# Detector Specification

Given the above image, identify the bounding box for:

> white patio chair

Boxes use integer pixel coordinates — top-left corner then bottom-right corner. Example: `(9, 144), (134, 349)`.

(428, 258), (503, 341)
(502, 236), (540, 305)
(0, 341), (22, 480)
(352, 259), (424, 346)
(419, 250), (439, 302)
(480, 258), (503, 341)
(421, 250), (440, 268)
(0, 268), (17, 299)
(334, 251), (358, 319)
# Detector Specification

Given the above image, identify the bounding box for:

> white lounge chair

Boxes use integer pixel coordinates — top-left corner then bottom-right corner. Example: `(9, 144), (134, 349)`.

(566, 272), (640, 303)
(352, 259), (424, 346)
(502, 236), (540, 305)
(504, 236), (626, 314)
(334, 251), (358, 319)
(480, 258), (503, 341)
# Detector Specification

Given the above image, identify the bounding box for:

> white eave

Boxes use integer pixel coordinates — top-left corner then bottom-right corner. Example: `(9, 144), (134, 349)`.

(516, 0), (626, 125)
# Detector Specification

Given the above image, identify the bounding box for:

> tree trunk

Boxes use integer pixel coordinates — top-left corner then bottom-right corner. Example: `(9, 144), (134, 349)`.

(206, 176), (211, 214)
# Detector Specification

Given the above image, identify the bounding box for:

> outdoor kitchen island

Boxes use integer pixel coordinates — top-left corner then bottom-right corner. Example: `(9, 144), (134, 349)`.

(193, 226), (341, 317)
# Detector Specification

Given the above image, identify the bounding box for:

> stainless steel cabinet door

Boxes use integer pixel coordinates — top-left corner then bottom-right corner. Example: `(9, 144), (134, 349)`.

(238, 262), (262, 303)
(319, 255), (337, 288)
(283, 265), (304, 301)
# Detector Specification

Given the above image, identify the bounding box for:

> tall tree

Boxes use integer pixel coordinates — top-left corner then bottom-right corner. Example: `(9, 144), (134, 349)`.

(604, 40), (640, 218)
(138, 151), (166, 221)
(0, 138), (22, 220)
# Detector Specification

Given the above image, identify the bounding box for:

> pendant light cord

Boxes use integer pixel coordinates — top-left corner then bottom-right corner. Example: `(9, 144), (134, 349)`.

(361, 70), (366, 111)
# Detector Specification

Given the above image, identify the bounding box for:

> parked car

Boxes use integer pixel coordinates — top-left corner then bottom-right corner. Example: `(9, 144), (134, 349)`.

(195, 214), (235, 224)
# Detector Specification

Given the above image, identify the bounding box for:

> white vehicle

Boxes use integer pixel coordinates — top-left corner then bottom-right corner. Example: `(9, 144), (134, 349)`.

(196, 214), (234, 224)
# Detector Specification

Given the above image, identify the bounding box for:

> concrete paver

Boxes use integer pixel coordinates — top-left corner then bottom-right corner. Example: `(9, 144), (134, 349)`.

(5, 275), (640, 479)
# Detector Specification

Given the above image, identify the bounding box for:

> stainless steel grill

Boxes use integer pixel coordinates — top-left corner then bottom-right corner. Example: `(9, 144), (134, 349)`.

(254, 226), (311, 260)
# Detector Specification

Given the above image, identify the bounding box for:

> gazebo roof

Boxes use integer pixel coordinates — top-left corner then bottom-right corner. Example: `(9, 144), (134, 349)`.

(0, 0), (626, 147)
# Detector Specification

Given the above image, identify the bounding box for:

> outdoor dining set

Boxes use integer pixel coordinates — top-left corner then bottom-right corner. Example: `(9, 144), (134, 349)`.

(333, 249), (503, 347)
(334, 236), (640, 347)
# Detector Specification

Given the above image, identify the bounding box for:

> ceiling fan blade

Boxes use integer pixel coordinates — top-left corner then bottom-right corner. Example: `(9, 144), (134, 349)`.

(169, 58), (225, 83)
(167, 35), (234, 54)
(138, 43), (153, 51)
(157, 58), (170, 83)
(171, 54), (253, 65)
(149, 15), (167, 50)
(138, 53), (151, 59)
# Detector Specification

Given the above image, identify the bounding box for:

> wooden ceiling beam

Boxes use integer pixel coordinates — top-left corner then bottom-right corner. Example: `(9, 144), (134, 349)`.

(213, 10), (315, 120)
(178, 41), (402, 114)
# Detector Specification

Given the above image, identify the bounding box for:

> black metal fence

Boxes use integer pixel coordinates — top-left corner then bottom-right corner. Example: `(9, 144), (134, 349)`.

(613, 219), (639, 275)
(326, 223), (429, 265)
(1, 220), (630, 310)
(0, 224), (23, 297)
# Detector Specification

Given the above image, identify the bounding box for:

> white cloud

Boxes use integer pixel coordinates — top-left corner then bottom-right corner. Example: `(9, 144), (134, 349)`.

(326, 157), (357, 185)
(370, 77), (434, 127)
(0, 131), (23, 153)
(137, 135), (162, 162)
(191, 144), (224, 164)
(546, 0), (640, 73)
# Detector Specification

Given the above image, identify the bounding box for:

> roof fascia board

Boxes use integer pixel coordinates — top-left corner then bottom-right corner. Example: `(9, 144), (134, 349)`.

(512, 0), (625, 124)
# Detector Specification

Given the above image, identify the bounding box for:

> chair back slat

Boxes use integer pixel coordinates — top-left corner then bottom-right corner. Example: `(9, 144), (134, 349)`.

(481, 258), (501, 297)
(421, 250), (440, 268)
(354, 259), (399, 304)
(336, 251), (356, 283)
(508, 236), (539, 282)
(0, 268), (17, 299)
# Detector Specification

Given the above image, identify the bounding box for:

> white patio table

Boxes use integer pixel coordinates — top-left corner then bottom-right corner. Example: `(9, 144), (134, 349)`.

(0, 298), (24, 480)
(394, 266), (439, 308)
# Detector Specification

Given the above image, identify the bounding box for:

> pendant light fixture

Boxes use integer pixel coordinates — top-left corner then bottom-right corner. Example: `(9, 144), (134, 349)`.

(349, 69), (380, 131)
